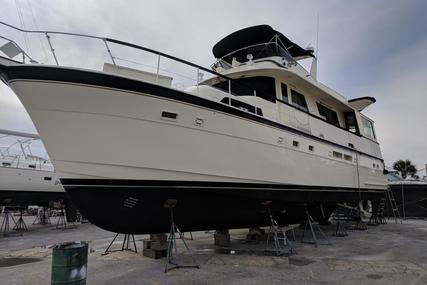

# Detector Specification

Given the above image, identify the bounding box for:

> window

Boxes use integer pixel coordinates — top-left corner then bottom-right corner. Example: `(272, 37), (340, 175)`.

(344, 154), (353, 161)
(361, 116), (376, 139)
(308, 145), (314, 151)
(281, 83), (289, 103)
(291, 90), (308, 112)
(317, 103), (339, 126)
(214, 76), (276, 103)
(44, 177), (52, 181)
(332, 151), (343, 159)
(220, 97), (263, 116)
(344, 112), (359, 134)
(292, 140), (299, 147)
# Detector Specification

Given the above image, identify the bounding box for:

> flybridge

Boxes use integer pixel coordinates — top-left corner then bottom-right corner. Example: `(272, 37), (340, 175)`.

(212, 25), (315, 60)
(211, 25), (315, 71)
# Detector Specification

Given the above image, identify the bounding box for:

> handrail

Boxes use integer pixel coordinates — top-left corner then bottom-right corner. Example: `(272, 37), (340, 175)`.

(0, 21), (231, 80)
(0, 20), (104, 40)
(105, 38), (230, 80)
(212, 40), (297, 71)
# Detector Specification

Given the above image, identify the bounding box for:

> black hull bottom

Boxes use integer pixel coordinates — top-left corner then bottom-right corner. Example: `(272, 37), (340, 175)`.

(62, 179), (385, 234)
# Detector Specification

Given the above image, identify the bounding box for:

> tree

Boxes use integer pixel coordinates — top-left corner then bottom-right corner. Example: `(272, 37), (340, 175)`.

(393, 159), (417, 179)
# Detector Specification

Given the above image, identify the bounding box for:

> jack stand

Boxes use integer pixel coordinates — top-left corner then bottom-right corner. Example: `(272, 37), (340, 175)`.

(56, 209), (75, 230)
(301, 205), (332, 248)
(13, 209), (28, 232)
(332, 220), (347, 237)
(33, 207), (51, 225)
(164, 199), (199, 273)
(262, 201), (296, 255)
(351, 211), (367, 230)
(103, 233), (137, 255)
(179, 231), (194, 240)
(352, 218), (367, 230)
(1, 209), (21, 237)
(214, 230), (230, 247)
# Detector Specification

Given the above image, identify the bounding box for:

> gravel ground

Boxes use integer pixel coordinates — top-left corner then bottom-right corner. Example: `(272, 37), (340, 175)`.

(1, 215), (427, 285)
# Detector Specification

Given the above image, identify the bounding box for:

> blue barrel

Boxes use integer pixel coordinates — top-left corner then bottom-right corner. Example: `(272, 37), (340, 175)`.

(51, 241), (88, 285)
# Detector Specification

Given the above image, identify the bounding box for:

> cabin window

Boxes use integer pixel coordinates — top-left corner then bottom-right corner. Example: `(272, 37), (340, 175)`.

(332, 151), (343, 159)
(317, 103), (339, 126)
(281, 83), (289, 103)
(292, 140), (299, 147)
(291, 90), (308, 112)
(220, 97), (263, 116)
(344, 154), (353, 161)
(361, 116), (376, 139)
(214, 76), (276, 103)
(308, 145), (314, 151)
(344, 112), (359, 134)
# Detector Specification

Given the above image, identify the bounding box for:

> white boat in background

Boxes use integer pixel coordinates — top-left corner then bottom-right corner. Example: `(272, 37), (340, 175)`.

(0, 128), (66, 206)
(0, 24), (387, 234)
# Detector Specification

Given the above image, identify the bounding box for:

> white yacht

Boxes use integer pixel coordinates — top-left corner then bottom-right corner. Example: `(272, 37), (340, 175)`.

(0, 24), (387, 233)
(0, 129), (65, 206)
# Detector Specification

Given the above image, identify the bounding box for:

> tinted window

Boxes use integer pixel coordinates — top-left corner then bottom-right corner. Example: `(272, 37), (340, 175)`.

(281, 83), (288, 103)
(344, 112), (359, 133)
(291, 90), (308, 112)
(214, 76), (276, 103)
(361, 116), (376, 139)
(317, 103), (339, 126)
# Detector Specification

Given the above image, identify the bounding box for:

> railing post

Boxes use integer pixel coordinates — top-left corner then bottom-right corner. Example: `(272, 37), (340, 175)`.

(156, 54), (161, 83)
(196, 68), (199, 96)
(228, 80), (231, 95)
(45, 32), (59, 66)
(103, 39), (117, 67)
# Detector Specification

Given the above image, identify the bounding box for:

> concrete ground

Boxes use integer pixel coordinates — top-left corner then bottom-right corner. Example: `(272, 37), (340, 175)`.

(1, 215), (427, 285)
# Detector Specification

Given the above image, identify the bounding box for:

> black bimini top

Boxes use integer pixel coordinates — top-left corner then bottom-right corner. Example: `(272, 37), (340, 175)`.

(212, 25), (315, 59)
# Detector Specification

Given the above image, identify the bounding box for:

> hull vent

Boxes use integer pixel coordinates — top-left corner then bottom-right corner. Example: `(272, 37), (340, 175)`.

(123, 196), (139, 208)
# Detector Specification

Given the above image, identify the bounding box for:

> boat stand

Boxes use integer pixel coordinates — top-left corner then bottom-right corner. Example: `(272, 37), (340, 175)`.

(103, 233), (137, 255)
(164, 199), (199, 273)
(262, 201), (296, 255)
(179, 231), (194, 240)
(56, 209), (67, 229)
(301, 205), (332, 247)
(55, 209), (76, 230)
(351, 216), (367, 230)
(13, 209), (28, 232)
(33, 207), (51, 225)
(332, 220), (348, 237)
(1, 209), (21, 237)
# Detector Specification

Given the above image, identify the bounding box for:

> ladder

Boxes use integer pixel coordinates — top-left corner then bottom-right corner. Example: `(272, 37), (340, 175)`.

(375, 197), (387, 224)
(386, 187), (402, 223)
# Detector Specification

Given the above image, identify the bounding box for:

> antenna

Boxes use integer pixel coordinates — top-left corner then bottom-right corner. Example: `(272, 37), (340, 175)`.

(316, 12), (319, 58)
(310, 12), (319, 81)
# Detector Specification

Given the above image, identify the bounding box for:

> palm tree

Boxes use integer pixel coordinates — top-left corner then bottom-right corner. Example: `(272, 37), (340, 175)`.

(393, 159), (417, 179)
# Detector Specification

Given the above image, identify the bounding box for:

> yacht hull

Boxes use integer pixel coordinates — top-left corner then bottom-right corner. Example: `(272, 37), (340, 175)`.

(1, 64), (387, 233)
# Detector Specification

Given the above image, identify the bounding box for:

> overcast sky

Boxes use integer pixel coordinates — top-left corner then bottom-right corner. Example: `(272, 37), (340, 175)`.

(0, 0), (426, 173)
